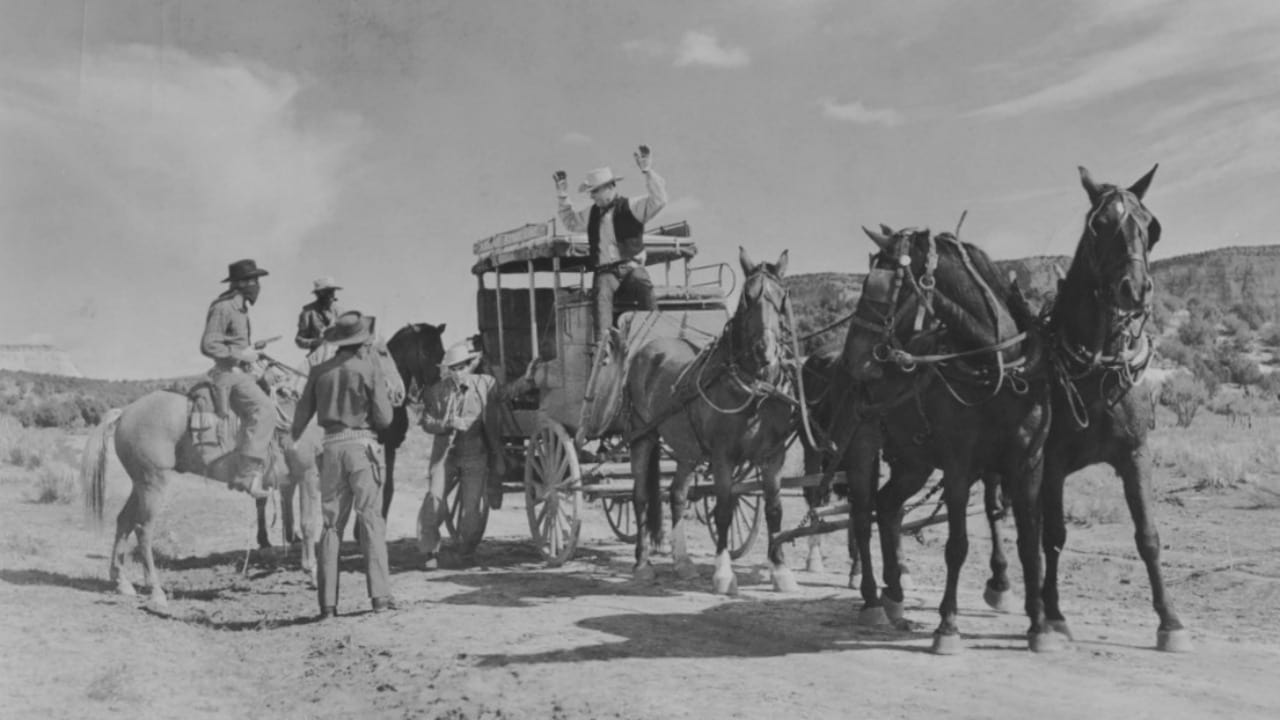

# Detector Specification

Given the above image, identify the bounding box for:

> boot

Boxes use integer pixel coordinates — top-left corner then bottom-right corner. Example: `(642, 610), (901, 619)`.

(233, 455), (270, 499)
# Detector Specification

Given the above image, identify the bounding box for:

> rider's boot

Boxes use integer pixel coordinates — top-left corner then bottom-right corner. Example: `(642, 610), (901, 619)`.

(232, 455), (269, 499)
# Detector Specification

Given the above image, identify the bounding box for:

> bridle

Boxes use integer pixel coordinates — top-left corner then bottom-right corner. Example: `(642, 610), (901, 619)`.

(1054, 189), (1157, 427)
(692, 265), (792, 413)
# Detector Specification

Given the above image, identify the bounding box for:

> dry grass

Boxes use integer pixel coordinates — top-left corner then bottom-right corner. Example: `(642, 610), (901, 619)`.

(1149, 413), (1279, 490)
(0, 415), (80, 475)
(29, 461), (78, 504)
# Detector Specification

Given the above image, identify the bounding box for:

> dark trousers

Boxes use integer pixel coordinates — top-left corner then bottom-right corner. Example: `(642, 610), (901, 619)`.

(594, 265), (656, 341)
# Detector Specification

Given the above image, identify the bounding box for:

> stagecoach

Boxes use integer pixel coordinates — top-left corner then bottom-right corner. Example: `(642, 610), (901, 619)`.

(444, 215), (779, 565)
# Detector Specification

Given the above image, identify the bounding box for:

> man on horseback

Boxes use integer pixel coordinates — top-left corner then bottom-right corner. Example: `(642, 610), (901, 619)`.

(295, 276), (343, 366)
(200, 259), (275, 499)
(416, 340), (506, 569)
(292, 310), (397, 618)
(554, 144), (667, 345)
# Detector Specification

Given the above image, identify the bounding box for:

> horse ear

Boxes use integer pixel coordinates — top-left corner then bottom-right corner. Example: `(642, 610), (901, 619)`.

(879, 223), (894, 236)
(774, 250), (789, 278)
(1128, 163), (1158, 200)
(1079, 166), (1102, 206)
(862, 226), (892, 251)
(739, 246), (756, 275)
(436, 323), (447, 333)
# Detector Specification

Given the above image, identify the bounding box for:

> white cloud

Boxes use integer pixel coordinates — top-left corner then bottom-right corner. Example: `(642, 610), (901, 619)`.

(818, 97), (903, 127)
(560, 131), (592, 146)
(674, 31), (750, 69)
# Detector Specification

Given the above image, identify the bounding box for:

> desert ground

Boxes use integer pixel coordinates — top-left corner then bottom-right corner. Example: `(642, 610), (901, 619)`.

(2, 408), (1279, 720)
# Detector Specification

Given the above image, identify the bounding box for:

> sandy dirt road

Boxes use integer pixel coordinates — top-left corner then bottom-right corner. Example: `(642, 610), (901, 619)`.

(1, 426), (1279, 719)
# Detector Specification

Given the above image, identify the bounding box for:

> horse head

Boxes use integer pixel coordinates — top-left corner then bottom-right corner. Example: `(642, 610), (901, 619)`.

(845, 225), (1019, 382)
(1077, 164), (1160, 313)
(732, 246), (790, 385)
(1056, 165), (1160, 360)
(386, 322), (447, 400)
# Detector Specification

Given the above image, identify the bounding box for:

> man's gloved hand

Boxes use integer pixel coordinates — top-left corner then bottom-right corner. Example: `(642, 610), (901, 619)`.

(634, 144), (652, 172)
(233, 347), (260, 364)
(553, 170), (569, 197)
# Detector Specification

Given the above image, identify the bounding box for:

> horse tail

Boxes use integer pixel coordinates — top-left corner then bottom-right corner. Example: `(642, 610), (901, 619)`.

(81, 408), (123, 528)
(645, 442), (663, 545)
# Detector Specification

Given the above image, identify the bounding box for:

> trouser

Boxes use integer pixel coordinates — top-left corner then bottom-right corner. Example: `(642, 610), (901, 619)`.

(209, 367), (274, 462)
(594, 265), (656, 341)
(417, 430), (489, 555)
(316, 436), (391, 609)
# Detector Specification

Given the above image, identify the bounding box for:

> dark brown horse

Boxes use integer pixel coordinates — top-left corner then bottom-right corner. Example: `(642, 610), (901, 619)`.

(836, 225), (1055, 653)
(1041, 165), (1190, 652)
(593, 248), (797, 594)
(800, 350), (1014, 608)
(376, 322), (448, 518)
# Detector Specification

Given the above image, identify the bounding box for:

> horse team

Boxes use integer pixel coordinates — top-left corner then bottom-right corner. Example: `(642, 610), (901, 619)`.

(85, 164), (1189, 655)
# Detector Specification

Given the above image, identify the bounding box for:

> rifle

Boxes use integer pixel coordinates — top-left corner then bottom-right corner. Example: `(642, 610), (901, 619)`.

(259, 352), (308, 378)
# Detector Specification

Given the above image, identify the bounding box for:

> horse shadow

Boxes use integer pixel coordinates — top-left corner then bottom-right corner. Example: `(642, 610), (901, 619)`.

(0, 568), (115, 594)
(473, 596), (1030, 666)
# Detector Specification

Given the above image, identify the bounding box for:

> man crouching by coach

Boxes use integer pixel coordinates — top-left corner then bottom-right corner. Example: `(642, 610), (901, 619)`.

(292, 310), (397, 619)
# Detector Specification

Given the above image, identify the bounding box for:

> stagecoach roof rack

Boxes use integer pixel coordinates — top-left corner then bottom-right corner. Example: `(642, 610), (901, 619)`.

(471, 218), (698, 275)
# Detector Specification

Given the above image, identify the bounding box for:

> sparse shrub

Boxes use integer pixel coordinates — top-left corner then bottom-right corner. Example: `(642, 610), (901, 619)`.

(30, 462), (77, 504)
(1177, 315), (1215, 347)
(1159, 373), (1207, 428)
(1155, 337), (1195, 369)
(1259, 372), (1280, 400)
(1261, 324), (1280, 348)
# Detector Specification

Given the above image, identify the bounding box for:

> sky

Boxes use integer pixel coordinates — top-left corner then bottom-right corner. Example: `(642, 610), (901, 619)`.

(4, 0), (1280, 379)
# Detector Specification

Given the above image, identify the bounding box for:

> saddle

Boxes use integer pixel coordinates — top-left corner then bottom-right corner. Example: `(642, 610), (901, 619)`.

(186, 380), (291, 474)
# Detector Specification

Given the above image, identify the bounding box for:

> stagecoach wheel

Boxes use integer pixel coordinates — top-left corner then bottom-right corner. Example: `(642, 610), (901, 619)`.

(442, 471), (490, 555)
(524, 421), (583, 567)
(695, 465), (763, 560)
(601, 497), (639, 543)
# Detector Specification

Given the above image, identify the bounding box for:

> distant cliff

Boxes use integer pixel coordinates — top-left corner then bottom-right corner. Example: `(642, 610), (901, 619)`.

(0, 345), (82, 377)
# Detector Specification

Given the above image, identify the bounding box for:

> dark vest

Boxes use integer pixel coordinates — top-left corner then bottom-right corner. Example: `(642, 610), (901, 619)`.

(587, 197), (645, 268)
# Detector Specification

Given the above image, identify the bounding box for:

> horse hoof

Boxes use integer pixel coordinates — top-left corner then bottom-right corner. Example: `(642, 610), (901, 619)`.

(149, 589), (168, 607)
(257, 538), (272, 550)
(1047, 619), (1074, 641)
(1029, 631), (1066, 653)
(674, 561), (699, 581)
(712, 573), (738, 596)
(805, 552), (825, 574)
(772, 568), (800, 594)
(1157, 628), (1193, 653)
(847, 570), (861, 590)
(116, 580), (137, 597)
(882, 596), (905, 624)
(931, 632), (963, 655)
(899, 572), (914, 592)
(857, 604), (890, 627)
(633, 564), (657, 584)
(983, 586), (1016, 613)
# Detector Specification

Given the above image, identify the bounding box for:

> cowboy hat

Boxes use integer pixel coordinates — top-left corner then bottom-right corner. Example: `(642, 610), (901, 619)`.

(440, 340), (480, 368)
(312, 276), (342, 293)
(578, 167), (622, 193)
(324, 311), (375, 347)
(221, 259), (269, 283)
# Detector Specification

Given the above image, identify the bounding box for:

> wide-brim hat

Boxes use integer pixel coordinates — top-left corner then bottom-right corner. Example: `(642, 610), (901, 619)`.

(312, 276), (342, 293)
(440, 340), (480, 368)
(222, 259), (269, 283)
(578, 167), (622, 193)
(324, 311), (375, 347)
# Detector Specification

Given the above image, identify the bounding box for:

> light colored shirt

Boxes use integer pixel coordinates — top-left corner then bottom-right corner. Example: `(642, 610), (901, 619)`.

(201, 291), (251, 366)
(292, 347), (394, 438)
(558, 169), (667, 266)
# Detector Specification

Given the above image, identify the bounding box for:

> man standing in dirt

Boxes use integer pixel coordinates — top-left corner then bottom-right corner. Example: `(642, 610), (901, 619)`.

(295, 276), (343, 366)
(416, 340), (507, 569)
(200, 258), (274, 499)
(292, 310), (397, 619)
(555, 144), (666, 343)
